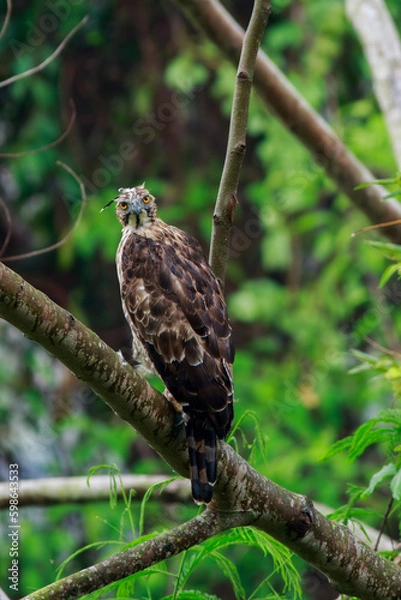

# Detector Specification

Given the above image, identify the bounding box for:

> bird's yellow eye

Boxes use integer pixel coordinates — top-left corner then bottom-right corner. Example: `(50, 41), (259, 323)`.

(142, 195), (150, 204)
(119, 202), (128, 210)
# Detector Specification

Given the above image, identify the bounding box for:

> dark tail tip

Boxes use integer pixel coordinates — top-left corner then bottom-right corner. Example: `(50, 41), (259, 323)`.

(186, 420), (217, 504)
(191, 479), (213, 505)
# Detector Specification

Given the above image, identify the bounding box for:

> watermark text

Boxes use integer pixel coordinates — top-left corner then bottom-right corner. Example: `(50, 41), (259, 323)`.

(8, 464), (20, 593)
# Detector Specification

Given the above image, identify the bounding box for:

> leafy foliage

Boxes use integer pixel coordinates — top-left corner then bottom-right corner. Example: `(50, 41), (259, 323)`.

(322, 234), (401, 544)
(1, 0), (401, 598)
(51, 465), (302, 600)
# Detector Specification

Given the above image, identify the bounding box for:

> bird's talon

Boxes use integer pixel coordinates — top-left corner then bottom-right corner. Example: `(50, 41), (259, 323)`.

(173, 411), (189, 428)
(117, 349), (128, 366)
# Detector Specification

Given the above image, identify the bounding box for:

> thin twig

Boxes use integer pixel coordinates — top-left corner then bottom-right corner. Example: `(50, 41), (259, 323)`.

(374, 497), (394, 552)
(0, 196), (12, 257)
(209, 0), (270, 284)
(1, 161), (86, 261)
(0, 99), (76, 157)
(351, 218), (401, 237)
(364, 336), (401, 361)
(0, 16), (88, 89)
(0, 0), (12, 41)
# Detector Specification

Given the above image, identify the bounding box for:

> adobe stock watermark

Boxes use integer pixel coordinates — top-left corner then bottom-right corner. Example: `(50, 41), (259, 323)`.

(229, 190), (289, 259)
(266, 347), (345, 426)
(67, 85), (198, 200)
(9, 0), (84, 60)
(349, 281), (401, 347)
(8, 464), (20, 593)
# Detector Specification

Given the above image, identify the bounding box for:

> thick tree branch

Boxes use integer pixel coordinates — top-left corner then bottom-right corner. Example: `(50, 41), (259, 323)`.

(0, 476), (394, 553)
(209, 0), (270, 283)
(1, 262), (401, 599)
(346, 0), (401, 169)
(173, 0), (401, 242)
(0, 475), (191, 507)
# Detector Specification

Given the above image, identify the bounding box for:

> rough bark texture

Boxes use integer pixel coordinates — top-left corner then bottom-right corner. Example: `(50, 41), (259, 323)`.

(174, 0), (401, 242)
(346, 0), (401, 169)
(209, 0), (270, 283)
(24, 510), (224, 600)
(0, 474), (393, 551)
(1, 261), (400, 600)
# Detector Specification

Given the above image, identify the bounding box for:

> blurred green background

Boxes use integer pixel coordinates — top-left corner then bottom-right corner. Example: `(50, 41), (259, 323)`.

(1, 0), (401, 598)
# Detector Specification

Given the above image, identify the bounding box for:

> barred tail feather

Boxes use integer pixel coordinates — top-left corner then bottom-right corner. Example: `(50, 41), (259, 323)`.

(186, 419), (217, 504)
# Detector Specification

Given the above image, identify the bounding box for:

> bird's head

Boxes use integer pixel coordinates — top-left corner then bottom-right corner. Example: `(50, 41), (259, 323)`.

(102, 184), (157, 229)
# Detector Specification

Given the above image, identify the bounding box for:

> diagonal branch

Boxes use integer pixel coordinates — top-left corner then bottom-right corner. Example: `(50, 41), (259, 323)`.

(0, 0), (12, 41)
(174, 0), (401, 243)
(1, 161), (86, 261)
(0, 261), (188, 479)
(0, 99), (76, 158)
(209, 0), (270, 283)
(346, 0), (401, 170)
(24, 509), (225, 600)
(1, 262), (400, 599)
(0, 16), (88, 89)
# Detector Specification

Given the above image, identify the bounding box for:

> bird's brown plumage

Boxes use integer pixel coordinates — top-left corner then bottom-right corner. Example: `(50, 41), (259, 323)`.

(112, 184), (234, 503)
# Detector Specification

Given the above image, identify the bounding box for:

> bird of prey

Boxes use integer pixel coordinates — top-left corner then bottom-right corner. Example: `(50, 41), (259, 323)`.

(105, 184), (235, 503)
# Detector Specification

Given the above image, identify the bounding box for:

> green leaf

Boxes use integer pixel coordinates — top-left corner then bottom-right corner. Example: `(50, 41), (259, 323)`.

(355, 178), (396, 189)
(390, 468), (401, 501)
(321, 435), (353, 460)
(164, 592), (220, 600)
(86, 463), (122, 509)
(324, 409), (401, 462)
(228, 410), (269, 463)
(350, 349), (379, 366)
(366, 240), (401, 262)
(348, 424), (393, 461)
(205, 529), (302, 599)
(379, 264), (400, 287)
(56, 540), (124, 580)
(165, 51), (209, 92)
(362, 463), (397, 497)
(208, 550), (245, 600)
(384, 366), (401, 381)
(374, 408), (401, 426)
(383, 189), (401, 199)
(355, 173), (401, 190)
(139, 477), (180, 537)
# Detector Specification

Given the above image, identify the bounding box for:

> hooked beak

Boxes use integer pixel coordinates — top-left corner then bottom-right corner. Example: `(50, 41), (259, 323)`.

(130, 197), (142, 216)
(100, 195), (142, 214)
